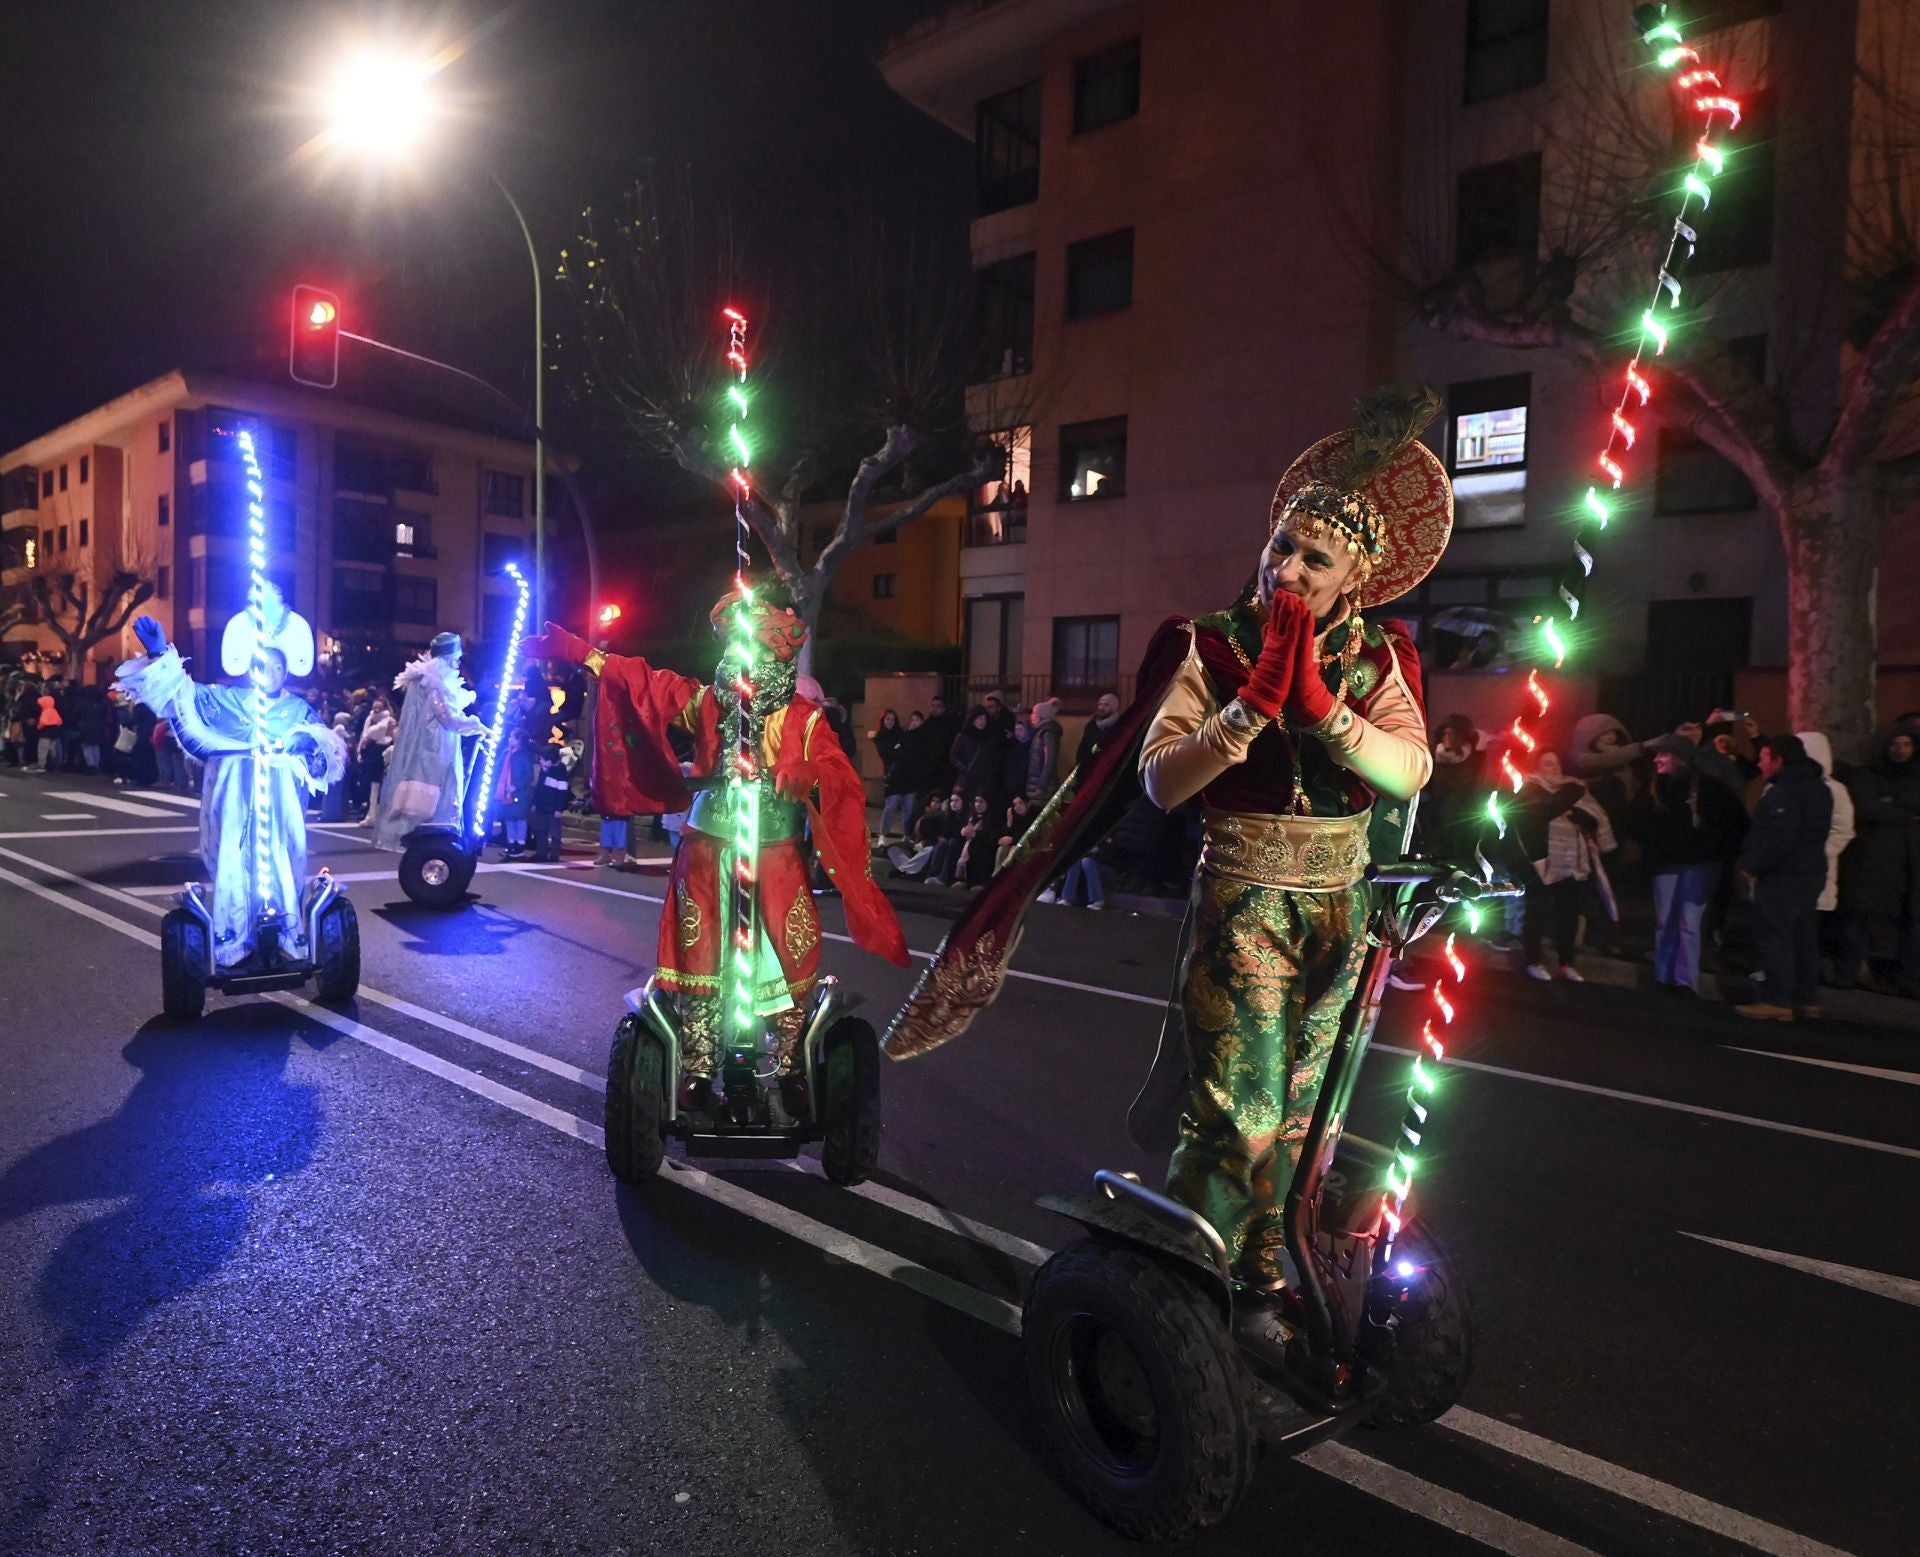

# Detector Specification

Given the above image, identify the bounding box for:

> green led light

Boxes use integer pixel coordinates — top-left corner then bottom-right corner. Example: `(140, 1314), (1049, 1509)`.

(1696, 141), (1725, 177)
(1684, 173), (1712, 207)
(1464, 902), (1484, 932)
(1645, 20), (1684, 46)
(727, 385), (749, 413)
(1412, 1057), (1437, 1093)
(1657, 46), (1691, 68)
(1387, 1166), (1413, 1199)
(1641, 309), (1669, 354)
(1484, 793), (1504, 824)
(729, 426), (752, 465)
(1583, 486), (1612, 527)
(1542, 619), (1569, 665)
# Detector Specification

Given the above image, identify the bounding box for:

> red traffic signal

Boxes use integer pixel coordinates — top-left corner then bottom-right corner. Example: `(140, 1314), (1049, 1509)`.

(290, 284), (341, 388)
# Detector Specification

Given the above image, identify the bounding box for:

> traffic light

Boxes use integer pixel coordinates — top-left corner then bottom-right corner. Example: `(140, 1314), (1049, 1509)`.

(290, 285), (341, 388)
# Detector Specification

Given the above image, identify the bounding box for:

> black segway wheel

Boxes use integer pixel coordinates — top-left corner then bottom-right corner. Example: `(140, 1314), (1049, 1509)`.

(313, 897), (361, 1004)
(160, 908), (209, 1021)
(819, 1016), (881, 1186)
(1024, 1239), (1255, 1541)
(399, 836), (476, 909)
(1366, 1225), (1474, 1429)
(605, 1014), (667, 1184)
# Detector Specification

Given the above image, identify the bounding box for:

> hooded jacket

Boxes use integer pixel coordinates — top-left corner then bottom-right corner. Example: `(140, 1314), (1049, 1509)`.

(1839, 721), (1920, 918)
(1741, 756), (1834, 879)
(1797, 732), (1855, 911)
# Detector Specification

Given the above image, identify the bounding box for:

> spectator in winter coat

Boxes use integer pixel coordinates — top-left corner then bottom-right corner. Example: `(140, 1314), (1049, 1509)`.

(980, 690), (1014, 742)
(954, 792), (1002, 888)
(922, 793), (972, 886)
(29, 689), (63, 772)
(1736, 734), (1835, 1021)
(1422, 714), (1487, 861)
(528, 746), (572, 862)
(1075, 691), (1122, 772)
(497, 727), (535, 858)
(74, 685), (111, 771)
(1835, 720), (1920, 996)
(1026, 697), (1064, 803)
(1629, 736), (1748, 994)
(1512, 752), (1614, 982)
(995, 792), (1036, 874)
(950, 708), (1006, 811)
(1001, 719), (1033, 801)
(870, 710), (912, 841)
(887, 793), (953, 880)
(1568, 712), (1643, 838)
(920, 695), (960, 794)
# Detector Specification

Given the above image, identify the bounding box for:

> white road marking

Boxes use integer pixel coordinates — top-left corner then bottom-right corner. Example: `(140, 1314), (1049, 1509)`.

(0, 825), (199, 840)
(130, 789), (202, 808)
(1301, 1442), (1600, 1557)
(1722, 1045), (1920, 1086)
(518, 868), (1168, 1007)
(40, 813), (97, 821)
(356, 986), (605, 1092)
(1437, 1408), (1856, 1557)
(1682, 1233), (1920, 1309)
(1375, 1043), (1920, 1162)
(786, 1156), (1054, 1267)
(0, 846), (1866, 1557)
(44, 789), (176, 818)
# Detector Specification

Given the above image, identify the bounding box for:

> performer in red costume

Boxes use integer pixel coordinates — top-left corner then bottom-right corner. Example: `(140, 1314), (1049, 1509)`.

(521, 583), (908, 1112)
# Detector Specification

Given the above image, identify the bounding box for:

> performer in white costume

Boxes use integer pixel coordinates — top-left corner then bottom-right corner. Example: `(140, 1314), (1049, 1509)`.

(371, 631), (490, 852)
(117, 592), (346, 968)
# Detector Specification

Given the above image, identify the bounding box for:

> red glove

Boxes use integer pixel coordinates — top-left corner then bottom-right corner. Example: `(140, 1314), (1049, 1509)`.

(1240, 592), (1312, 718)
(1286, 613), (1337, 728)
(516, 621), (590, 665)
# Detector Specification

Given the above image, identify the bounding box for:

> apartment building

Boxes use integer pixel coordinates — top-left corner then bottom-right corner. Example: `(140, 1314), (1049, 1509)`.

(882, 0), (1920, 729)
(1, 372), (536, 683)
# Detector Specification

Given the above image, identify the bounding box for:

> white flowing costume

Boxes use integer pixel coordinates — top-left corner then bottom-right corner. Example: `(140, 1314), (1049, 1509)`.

(117, 613), (346, 968)
(371, 652), (488, 852)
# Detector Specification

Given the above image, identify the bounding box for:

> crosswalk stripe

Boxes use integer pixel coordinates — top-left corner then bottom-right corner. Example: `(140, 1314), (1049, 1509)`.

(44, 789), (176, 818)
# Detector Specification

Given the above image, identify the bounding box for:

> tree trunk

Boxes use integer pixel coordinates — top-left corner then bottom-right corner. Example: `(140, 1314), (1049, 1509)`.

(1780, 474), (1883, 764)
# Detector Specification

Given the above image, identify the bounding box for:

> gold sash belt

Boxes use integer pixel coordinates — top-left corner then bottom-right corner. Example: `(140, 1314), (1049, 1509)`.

(1199, 806), (1372, 891)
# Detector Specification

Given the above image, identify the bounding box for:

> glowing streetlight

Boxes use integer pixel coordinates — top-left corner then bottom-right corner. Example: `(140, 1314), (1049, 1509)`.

(314, 45), (549, 627)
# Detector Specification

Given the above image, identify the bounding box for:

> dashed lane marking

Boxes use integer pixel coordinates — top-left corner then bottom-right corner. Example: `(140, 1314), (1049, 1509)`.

(1722, 1045), (1920, 1086)
(44, 789), (176, 818)
(1682, 1233), (1920, 1310)
(40, 813), (97, 821)
(0, 825), (199, 840)
(1374, 1043), (1920, 1162)
(0, 848), (1865, 1557)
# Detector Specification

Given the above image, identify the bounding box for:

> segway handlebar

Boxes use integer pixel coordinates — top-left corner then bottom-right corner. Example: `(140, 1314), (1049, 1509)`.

(1365, 861), (1524, 900)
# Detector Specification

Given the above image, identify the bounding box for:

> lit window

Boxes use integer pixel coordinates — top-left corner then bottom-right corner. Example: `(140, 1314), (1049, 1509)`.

(1447, 375), (1529, 530)
(395, 521), (416, 549)
(1059, 417), (1128, 502)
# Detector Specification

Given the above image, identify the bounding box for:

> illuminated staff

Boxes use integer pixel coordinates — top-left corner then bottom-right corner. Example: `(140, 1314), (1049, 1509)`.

(1380, 4), (1745, 1263)
(235, 429), (279, 918)
(468, 559), (532, 848)
(721, 307), (764, 1042)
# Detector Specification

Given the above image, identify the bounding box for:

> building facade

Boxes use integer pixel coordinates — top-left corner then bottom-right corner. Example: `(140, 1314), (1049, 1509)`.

(882, 0), (1920, 732)
(1, 372), (536, 683)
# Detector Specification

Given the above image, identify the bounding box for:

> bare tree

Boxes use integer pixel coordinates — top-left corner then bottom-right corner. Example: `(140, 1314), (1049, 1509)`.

(1351, 5), (1920, 759)
(554, 173), (1042, 668)
(29, 545), (155, 681)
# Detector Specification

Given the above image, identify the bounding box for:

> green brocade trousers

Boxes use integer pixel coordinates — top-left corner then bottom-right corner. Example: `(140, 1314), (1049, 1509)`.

(1166, 874), (1371, 1286)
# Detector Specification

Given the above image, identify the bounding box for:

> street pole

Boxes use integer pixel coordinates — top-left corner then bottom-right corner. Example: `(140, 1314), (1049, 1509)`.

(490, 175), (544, 629)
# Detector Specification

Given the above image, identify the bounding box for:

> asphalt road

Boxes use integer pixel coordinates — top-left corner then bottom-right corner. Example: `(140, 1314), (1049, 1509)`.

(1, 766), (1915, 1556)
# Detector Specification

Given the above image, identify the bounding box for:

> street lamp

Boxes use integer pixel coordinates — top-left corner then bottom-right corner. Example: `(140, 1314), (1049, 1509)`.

(317, 49), (549, 629)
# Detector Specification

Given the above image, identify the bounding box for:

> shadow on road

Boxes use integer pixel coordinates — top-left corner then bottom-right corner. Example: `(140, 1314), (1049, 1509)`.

(0, 1008), (326, 1548)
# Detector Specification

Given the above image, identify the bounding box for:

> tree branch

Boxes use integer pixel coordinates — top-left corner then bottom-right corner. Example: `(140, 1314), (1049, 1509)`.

(862, 452), (997, 545)
(1825, 266), (1920, 472)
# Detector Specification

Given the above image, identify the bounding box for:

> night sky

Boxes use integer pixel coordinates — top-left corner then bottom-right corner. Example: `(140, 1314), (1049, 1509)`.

(0, 0), (970, 456)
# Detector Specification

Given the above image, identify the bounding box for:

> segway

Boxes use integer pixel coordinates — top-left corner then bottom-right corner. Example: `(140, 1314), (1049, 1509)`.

(396, 734), (487, 909)
(604, 973), (883, 1186)
(1022, 861), (1518, 1540)
(160, 870), (360, 1020)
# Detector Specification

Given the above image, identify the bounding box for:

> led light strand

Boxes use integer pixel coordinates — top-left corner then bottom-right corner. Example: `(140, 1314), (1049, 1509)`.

(721, 306), (765, 1043)
(236, 429), (278, 916)
(1379, 4), (1743, 1266)
(469, 559), (532, 847)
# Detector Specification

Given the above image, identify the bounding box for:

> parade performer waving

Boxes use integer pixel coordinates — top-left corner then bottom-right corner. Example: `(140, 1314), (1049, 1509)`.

(885, 387), (1449, 1296)
(371, 632), (490, 853)
(520, 582), (908, 1112)
(116, 590), (346, 968)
